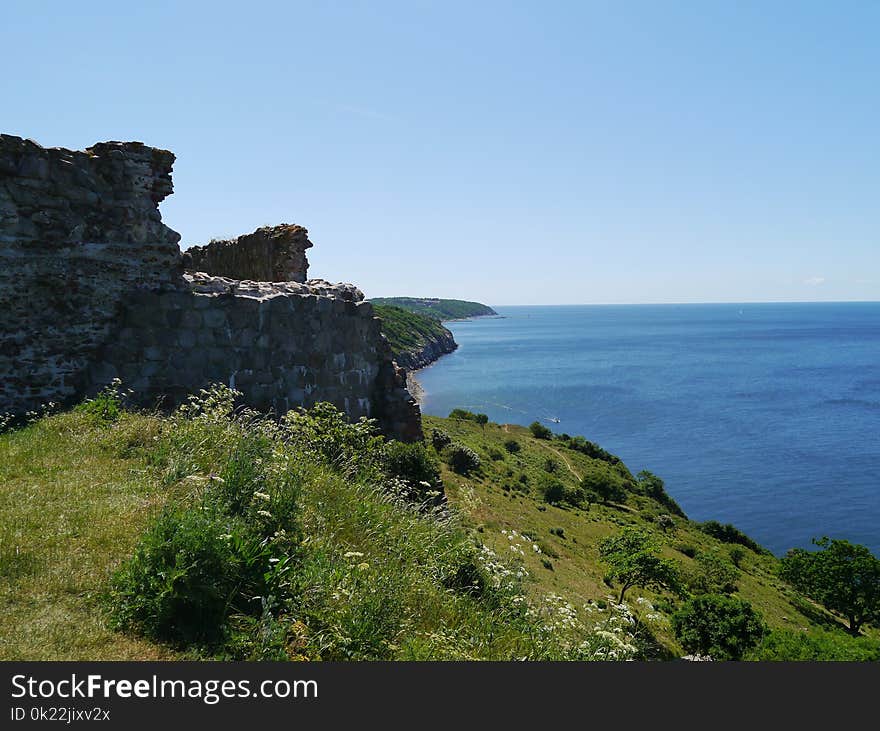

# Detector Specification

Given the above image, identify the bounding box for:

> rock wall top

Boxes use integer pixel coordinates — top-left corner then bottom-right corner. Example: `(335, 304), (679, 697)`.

(0, 134), (180, 250)
(184, 271), (363, 302)
(182, 224), (313, 283)
(0, 135), (185, 414)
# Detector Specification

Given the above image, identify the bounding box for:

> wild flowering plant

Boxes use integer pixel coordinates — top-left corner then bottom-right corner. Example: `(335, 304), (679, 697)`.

(518, 593), (641, 660)
(500, 528), (542, 557)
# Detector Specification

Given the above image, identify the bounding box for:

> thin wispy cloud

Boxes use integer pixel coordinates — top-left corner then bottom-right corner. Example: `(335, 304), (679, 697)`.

(804, 276), (826, 286)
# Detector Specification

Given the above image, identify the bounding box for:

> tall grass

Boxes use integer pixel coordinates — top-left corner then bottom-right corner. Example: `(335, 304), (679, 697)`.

(102, 385), (643, 660)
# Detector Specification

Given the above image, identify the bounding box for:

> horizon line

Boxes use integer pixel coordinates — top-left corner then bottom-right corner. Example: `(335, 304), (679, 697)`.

(482, 298), (880, 307)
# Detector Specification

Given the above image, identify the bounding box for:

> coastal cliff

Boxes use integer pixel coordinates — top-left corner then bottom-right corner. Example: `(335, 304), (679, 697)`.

(395, 328), (458, 370)
(373, 304), (458, 371)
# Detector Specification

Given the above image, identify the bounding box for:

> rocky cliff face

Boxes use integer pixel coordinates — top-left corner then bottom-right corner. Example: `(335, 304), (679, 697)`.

(181, 224), (312, 283)
(0, 134), (421, 441)
(392, 328), (458, 371)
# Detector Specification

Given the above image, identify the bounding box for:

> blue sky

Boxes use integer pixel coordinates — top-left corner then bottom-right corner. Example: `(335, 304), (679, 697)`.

(2, 1), (877, 304)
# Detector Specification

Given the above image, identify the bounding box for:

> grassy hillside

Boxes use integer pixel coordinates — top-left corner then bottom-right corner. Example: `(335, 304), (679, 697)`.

(426, 415), (874, 656)
(1, 388), (877, 661)
(370, 297), (497, 320)
(373, 304), (455, 364)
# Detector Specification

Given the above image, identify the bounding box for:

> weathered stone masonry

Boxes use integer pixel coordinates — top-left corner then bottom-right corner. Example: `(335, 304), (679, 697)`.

(0, 134), (421, 441)
(182, 224), (312, 283)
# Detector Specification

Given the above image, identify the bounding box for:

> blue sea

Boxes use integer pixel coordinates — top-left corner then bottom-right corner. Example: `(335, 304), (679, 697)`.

(415, 303), (880, 556)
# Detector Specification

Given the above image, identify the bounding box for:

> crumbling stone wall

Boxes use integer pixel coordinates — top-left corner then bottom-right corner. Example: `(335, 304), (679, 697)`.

(0, 135), (421, 440)
(0, 135), (182, 414)
(93, 273), (422, 440)
(182, 224), (312, 283)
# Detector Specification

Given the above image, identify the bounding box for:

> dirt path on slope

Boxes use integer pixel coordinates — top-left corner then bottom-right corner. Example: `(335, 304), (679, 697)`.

(540, 442), (581, 481)
(502, 424), (582, 481)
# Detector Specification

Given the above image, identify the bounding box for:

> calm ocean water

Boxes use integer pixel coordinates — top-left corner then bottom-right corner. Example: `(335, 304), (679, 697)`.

(416, 303), (880, 556)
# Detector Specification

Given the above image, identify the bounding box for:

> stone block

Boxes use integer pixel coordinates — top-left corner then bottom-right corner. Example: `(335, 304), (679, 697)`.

(202, 307), (227, 329)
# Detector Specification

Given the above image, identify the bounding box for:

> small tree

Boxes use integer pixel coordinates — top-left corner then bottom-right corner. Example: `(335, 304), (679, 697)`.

(780, 537), (880, 635)
(529, 421), (553, 439)
(540, 478), (567, 505)
(598, 527), (680, 603)
(448, 408), (475, 421)
(672, 595), (765, 660)
(689, 549), (739, 595)
(636, 470), (685, 517)
(475, 413), (489, 428)
(582, 470), (627, 504)
(503, 439), (521, 454)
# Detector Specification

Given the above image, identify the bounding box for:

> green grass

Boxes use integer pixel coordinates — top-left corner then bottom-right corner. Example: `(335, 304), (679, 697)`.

(1, 394), (876, 661)
(370, 297), (496, 320)
(0, 411), (181, 659)
(1, 392), (646, 660)
(424, 415), (880, 656)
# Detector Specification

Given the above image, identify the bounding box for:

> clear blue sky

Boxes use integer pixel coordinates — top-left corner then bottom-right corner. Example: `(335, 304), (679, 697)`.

(3, 1), (878, 304)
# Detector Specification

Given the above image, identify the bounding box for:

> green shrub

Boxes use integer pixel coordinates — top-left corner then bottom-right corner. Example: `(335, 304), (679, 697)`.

(381, 441), (443, 503)
(281, 401), (384, 470)
(503, 439), (521, 453)
(687, 549), (740, 595)
(211, 431), (276, 516)
(543, 458), (558, 474)
(541, 479), (567, 504)
(529, 421), (553, 439)
(748, 629), (880, 661)
(672, 595), (765, 660)
(581, 467), (627, 504)
(676, 544), (697, 559)
(441, 546), (490, 598)
(559, 435), (620, 465)
(430, 428), (452, 451)
(636, 470), (685, 517)
(444, 443), (482, 475)
(448, 408), (473, 420)
(698, 521), (765, 554)
(75, 378), (126, 424)
(487, 447), (504, 461)
(653, 597), (676, 614)
(108, 510), (285, 646)
(728, 547), (747, 568)
(539, 476), (583, 507)
(448, 409), (488, 425)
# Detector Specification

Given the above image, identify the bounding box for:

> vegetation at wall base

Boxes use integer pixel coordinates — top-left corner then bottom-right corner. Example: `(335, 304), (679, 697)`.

(1, 388), (878, 661)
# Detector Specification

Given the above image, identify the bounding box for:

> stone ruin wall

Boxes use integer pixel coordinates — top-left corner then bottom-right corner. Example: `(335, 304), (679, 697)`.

(0, 134), (421, 441)
(181, 224), (312, 283)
